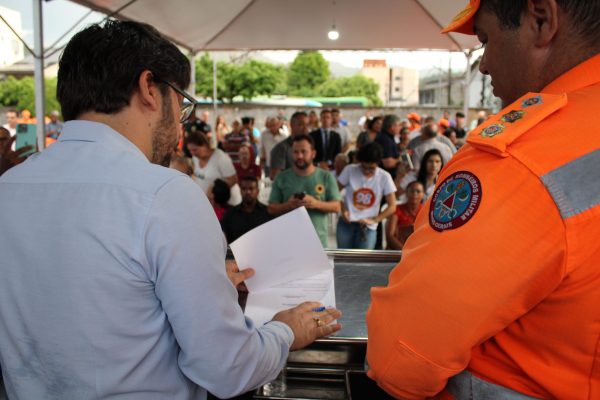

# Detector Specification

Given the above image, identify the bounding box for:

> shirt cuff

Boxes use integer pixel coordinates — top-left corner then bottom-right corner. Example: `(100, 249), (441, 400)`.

(263, 320), (295, 348)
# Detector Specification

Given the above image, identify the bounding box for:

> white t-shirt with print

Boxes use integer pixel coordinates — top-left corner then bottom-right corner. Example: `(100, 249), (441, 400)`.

(338, 164), (396, 230)
(191, 148), (241, 205)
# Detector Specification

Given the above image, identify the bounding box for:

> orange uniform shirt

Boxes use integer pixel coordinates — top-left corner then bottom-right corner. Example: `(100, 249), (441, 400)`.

(366, 54), (600, 399)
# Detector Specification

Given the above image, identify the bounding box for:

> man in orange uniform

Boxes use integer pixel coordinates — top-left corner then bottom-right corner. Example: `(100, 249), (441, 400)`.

(366, 0), (600, 399)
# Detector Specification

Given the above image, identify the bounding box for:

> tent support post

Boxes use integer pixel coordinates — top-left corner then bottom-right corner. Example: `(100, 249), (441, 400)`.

(189, 52), (196, 96)
(33, 0), (46, 150)
(212, 57), (217, 113)
(463, 50), (472, 125)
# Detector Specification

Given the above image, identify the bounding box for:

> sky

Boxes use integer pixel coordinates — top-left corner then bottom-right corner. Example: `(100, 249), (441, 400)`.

(0, 0), (473, 73)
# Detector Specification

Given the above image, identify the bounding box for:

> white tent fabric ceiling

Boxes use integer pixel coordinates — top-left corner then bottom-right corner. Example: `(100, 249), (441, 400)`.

(68, 0), (479, 52)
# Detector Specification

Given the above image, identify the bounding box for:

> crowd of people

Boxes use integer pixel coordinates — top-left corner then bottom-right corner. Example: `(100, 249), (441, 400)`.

(156, 106), (484, 250)
(1, 104), (482, 250)
(0, 104), (481, 250)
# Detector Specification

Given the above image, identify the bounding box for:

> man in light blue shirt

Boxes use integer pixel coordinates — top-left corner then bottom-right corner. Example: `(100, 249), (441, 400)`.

(0, 21), (341, 400)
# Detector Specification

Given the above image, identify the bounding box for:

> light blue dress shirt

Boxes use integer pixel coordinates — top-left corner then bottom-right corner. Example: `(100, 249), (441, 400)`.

(0, 121), (293, 399)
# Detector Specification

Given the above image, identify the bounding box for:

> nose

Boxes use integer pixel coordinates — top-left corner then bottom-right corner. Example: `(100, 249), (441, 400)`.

(479, 50), (489, 75)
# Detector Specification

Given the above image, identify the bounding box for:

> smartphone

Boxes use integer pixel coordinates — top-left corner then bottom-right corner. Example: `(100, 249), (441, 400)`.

(15, 123), (37, 156)
(294, 192), (306, 200)
(400, 152), (414, 170)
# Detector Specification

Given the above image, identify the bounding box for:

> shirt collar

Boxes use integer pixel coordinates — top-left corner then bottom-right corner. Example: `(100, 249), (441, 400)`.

(543, 53), (600, 94)
(59, 120), (149, 163)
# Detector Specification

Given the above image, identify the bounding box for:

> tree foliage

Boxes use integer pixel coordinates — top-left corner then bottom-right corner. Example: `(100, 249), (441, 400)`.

(318, 75), (382, 106)
(194, 52), (381, 106)
(195, 53), (287, 103)
(287, 51), (330, 96)
(0, 76), (61, 116)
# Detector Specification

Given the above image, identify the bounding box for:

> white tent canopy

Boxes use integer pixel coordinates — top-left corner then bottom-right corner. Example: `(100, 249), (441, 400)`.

(67, 0), (479, 52)
(26, 0), (480, 149)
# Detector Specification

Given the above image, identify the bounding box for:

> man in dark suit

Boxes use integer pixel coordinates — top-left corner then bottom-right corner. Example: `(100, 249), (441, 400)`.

(309, 109), (341, 170)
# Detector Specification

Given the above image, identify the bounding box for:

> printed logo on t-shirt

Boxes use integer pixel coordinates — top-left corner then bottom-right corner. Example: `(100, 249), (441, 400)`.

(429, 171), (482, 232)
(353, 188), (376, 210)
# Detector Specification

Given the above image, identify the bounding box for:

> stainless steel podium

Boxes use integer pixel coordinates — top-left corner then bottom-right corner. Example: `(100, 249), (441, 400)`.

(253, 250), (401, 400)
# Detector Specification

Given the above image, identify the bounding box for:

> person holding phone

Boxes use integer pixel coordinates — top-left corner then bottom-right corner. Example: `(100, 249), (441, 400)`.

(0, 127), (32, 176)
(268, 133), (341, 247)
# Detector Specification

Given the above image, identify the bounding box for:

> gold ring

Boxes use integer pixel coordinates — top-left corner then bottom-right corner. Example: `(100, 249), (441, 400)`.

(315, 318), (322, 328)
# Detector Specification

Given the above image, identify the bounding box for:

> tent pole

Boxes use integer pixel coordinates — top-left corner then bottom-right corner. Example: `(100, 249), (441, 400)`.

(33, 0), (46, 150)
(463, 51), (472, 127)
(212, 57), (217, 113)
(189, 52), (196, 97)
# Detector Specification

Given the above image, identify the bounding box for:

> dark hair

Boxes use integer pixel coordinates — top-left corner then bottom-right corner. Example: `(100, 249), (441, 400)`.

(417, 149), (444, 185)
(57, 20), (190, 121)
(366, 116), (383, 131)
(187, 132), (210, 147)
(381, 114), (400, 134)
(320, 109), (332, 116)
(331, 108), (340, 114)
(240, 175), (259, 184)
(443, 126), (458, 138)
(241, 117), (252, 125)
(291, 133), (315, 149)
(423, 115), (436, 124)
(455, 112), (465, 118)
(480, 0), (600, 46)
(356, 142), (383, 164)
(406, 180), (425, 192)
(212, 179), (231, 206)
(290, 111), (307, 124)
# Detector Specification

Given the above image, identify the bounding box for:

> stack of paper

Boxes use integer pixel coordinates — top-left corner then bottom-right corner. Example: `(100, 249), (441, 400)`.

(230, 207), (336, 327)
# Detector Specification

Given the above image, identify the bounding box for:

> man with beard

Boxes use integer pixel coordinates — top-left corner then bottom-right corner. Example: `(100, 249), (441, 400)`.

(367, 0), (600, 399)
(0, 20), (341, 400)
(221, 175), (272, 243)
(268, 134), (341, 248)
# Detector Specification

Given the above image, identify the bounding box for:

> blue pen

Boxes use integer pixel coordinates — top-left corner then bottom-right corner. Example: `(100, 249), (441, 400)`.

(313, 306), (326, 312)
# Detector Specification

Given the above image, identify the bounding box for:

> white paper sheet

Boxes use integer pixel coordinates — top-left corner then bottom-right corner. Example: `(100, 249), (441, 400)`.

(230, 207), (332, 293)
(244, 268), (336, 328)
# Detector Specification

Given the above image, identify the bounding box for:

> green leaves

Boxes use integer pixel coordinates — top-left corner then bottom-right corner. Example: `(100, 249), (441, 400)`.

(195, 53), (287, 103)
(193, 51), (381, 106)
(0, 76), (61, 116)
(287, 51), (330, 96)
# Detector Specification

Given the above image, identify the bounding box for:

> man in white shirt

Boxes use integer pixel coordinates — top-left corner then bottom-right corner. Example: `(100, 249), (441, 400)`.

(260, 116), (287, 177)
(0, 20), (341, 400)
(332, 108), (351, 153)
(2, 109), (18, 137)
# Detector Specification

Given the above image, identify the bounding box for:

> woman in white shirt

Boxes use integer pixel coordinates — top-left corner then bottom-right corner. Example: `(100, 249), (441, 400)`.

(186, 132), (241, 205)
(336, 143), (397, 249)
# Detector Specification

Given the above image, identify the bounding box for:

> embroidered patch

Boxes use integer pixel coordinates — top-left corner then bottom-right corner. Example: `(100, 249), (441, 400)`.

(429, 171), (482, 232)
(315, 184), (325, 195)
(521, 95), (543, 108)
(353, 188), (376, 210)
(480, 123), (505, 138)
(500, 110), (525, 123)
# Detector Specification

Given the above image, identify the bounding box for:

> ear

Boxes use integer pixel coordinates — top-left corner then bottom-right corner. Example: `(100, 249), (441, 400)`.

(525, 0), (559, 47)
(136, 70), (162, 113)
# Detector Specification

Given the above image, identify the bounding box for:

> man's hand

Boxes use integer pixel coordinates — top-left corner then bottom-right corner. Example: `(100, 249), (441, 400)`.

(225, 260), (254, 292)
(273, 301), (342, 351)
(287, 196), (304, 210)
(301, 194), (319, 209)
(0, 136), (33, 175)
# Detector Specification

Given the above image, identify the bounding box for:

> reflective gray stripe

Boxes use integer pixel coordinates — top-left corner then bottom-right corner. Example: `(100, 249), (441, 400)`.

(540, 149), (600, 219)
(447, 371), (540, 399)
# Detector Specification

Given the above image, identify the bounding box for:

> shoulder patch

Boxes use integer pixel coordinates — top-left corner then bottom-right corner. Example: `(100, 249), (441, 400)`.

(467, 92), (567, 157)
(429, 171), (482, 232)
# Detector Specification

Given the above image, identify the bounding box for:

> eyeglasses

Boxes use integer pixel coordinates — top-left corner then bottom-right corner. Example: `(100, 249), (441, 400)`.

(154, 77), (198, 123)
